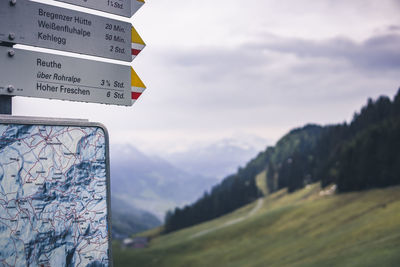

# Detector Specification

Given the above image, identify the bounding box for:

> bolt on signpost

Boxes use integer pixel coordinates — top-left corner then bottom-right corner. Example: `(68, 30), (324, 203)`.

(0, 0), (146, 266)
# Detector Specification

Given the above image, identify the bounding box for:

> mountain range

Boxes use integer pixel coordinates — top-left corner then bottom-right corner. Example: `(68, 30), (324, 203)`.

(164, 135), (268, 180)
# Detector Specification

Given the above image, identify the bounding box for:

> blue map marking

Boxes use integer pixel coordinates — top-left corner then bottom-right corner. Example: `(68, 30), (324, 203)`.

(0, 124), (110, 266)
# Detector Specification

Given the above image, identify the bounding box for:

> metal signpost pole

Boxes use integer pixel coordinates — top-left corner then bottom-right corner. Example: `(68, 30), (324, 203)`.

(0, 42), (12, 115)
(0, 96), (11, 115)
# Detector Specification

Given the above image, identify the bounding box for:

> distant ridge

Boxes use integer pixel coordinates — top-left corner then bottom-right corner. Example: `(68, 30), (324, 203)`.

(111, 197), (161, 239)
(110, 144), (217, 219)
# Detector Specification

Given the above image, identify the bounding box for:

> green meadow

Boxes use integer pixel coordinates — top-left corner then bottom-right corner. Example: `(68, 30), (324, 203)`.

(113, 183), (400, 267)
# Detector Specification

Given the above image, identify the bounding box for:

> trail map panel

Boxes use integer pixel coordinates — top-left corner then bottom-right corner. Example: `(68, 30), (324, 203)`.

(0, 0), (133, 61)
(0, 117), (111, 266)
(54, 0), (145, 18)
(0, 46), (132, 106)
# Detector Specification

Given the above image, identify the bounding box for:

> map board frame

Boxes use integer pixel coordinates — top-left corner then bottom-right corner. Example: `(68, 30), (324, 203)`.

(0, 115), (113, 266)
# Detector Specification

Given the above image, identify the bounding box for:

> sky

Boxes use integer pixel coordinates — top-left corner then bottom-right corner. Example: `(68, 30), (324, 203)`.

(12, 0), (400, 155)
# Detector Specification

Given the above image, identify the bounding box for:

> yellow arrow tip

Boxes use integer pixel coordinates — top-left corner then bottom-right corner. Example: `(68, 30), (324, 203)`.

(131, 67), (146, 88)
(131, 27), (145, 45)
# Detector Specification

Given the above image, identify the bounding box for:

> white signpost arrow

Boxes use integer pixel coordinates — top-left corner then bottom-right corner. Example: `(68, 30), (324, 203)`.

(0, 46), (146, 106)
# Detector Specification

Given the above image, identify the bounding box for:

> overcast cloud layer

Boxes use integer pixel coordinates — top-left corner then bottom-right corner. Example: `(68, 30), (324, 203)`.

(13, 0), (400, 154)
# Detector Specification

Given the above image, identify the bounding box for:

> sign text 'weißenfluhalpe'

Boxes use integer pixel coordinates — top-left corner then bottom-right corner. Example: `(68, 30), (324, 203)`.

(0, 0), (145, 62)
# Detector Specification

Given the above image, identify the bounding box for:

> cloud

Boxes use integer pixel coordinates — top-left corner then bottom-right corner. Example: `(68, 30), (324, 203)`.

(246, 33), (400, 71)
(164, 31), (400, 98)
(166, 30), (400, 76)
(387, 25), (400, 32)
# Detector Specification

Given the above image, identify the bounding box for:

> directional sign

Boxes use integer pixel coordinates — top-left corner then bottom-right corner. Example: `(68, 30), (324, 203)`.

(0, 0), (145, 62)
(0, 46), (146, 106)
(54, 0), (145, 18)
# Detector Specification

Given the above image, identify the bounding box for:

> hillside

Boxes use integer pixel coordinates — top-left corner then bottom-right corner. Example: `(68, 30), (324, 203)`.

(164, 89), (400, 233)
(112, 184), (400, 267)
(111, 197), (161, 239)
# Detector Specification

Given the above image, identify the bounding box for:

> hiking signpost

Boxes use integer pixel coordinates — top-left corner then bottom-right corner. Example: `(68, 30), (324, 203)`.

(0, 0), (146, 106)
(0, 0), (147, 265)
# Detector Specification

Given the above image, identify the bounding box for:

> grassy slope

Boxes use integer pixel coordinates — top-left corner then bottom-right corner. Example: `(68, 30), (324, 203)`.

(255, 170), (268, 196)
(113, 184), (400, 267)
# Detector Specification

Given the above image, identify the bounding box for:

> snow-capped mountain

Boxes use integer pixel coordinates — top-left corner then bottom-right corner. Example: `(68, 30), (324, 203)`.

(165, 135), (269, 180)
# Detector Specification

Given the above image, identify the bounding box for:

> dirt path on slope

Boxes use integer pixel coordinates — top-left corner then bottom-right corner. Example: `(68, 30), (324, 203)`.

(189, 198), (264, 239)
